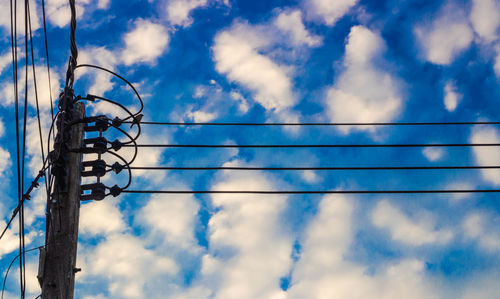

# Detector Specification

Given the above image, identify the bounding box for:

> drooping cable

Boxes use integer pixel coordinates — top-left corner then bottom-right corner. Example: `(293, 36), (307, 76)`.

(1, 245), (45, 299)
(127, 165), (500, 171)
(126, 121), (500, 126)
(123, 189), (500, 194)
(125, 143), (500, 148)
(41, 0), (54, 123)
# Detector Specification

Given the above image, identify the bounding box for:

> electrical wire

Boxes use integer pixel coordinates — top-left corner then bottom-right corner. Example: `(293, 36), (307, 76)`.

(74, 64), (144, 119)
(127, 165), (500, 171)
(123, 189), (500, 194)
(41, 0), (54, 123)
(125, 143), (500, 148)
(126, 121), (500, 126)
(1, 245), (45, 299)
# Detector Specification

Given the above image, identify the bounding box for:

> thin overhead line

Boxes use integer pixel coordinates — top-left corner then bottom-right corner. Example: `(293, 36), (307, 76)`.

(126, 143), (500, 148)
(123, 189), (500, 194)
(127, 121), (500, 126)
(129, 165), (500, 171)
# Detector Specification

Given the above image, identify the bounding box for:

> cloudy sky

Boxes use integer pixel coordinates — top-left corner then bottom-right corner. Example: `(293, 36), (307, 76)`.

(1, 0), (500, 298)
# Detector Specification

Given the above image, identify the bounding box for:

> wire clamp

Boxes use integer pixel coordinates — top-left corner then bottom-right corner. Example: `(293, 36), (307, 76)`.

(80, 183), (106, 201)
(109, 185), (122, 197)
(110, 139), (122, 151)
(111, 162), (124, 174)
(83, 116), (109, 133)
(81, 159), (107, 177)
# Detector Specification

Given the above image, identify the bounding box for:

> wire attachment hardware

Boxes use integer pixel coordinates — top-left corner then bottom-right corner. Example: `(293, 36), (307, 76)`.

(81, 159), (107, 177)
(83, 115), (109, 133)
(80, 137), (108, 154)
(80, 183), (106, 201)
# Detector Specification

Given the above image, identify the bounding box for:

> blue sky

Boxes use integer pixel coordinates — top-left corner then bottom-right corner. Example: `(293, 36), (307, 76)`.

(1, 0), (500, 298)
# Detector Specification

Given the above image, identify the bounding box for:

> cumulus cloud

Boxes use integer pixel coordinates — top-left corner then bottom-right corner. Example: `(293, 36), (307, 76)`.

(275, 10), (322, 47)
(0, 0), (40, 33)
(82, 233), (178, 298)
(415, 4), (473, 65)
(165, 0), (208, 27)
(136, 194), (200, 250)
(45, 0), (110, 27)
(305, 0), (358, 26)
(470, 0), (500, 43)
(469, 125), (500, 185)
(463, 212), (500, 253)
(80, 199), (126, 236)
(0, 146), (9, 177)
(45, 0), (90, 27)
(193, 161), (293, 298)
(325, 26), (402, 134)
(0, 51), (12, 75)
(213, 22), (295, 113)
(288, 196), (443, 298)
(495, 48), (500, 78)
(443, 81), (462, 112)
(422, 147), (444, 162)
(122, 19), (169, 65)
(372, 200), (453, 246)
(78, 46), (119, 95)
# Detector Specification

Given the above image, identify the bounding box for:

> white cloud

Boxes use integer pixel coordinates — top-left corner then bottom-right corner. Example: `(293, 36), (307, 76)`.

(470, 0), (500, 43)
(372, 200), (454, 246)
(305, 0), (358, 26)
(301, 170), (320, 183)
(469, 125), (500, 185)
(97, 0), (111, 9)
(137, 194), (200, 250)
(0, 51), (12, 75)
(422, 147), (444, 162)
(187, 107), (218, 122)
(275, 10), (322, 47)
(122, 19), (169, 65)
(415, 4), (473, 65)
(195, 161), (293, 298)
(443, 81), (462, 112)
(463, 212), (500, 253)
(213, 22), (295, 113)
(495, 48), (500, 78)
(229, 91), (249, 114)
(80, 199), (125, 236)
(45, 0), (111, 27)
(325, 26), (402, 134)
(0, 146), (9, 177)
(0, 118), (4, 137)
(288, 196), (443, 299)
(82, 233), (178, 298)
(77, 46), (118, 95)
(0, 0), (40, 33)
(165, 0), (208, 27)
(45, 0), (90, 27)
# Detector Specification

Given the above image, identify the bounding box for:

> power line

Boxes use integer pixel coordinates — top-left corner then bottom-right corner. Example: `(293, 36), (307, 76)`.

(1, 245), (45, 299)
(41, 0), (54, 122)
(127, 121), (500, 126)
(128, 165), (500, 171)
(123, 189), (500, 195)
(125, 143), (500, 148)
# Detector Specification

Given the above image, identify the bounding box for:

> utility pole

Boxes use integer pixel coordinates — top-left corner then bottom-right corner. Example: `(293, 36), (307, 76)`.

(38, 97), (85, 299)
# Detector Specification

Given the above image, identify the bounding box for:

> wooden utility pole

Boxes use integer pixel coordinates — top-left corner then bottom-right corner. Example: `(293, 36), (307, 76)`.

(39, 101), (85, 299)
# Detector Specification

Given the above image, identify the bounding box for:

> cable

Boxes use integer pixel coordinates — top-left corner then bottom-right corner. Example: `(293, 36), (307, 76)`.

(128, 165), (500, 171)
(127, 121), (500, 126)
(41, 0), (54, 123)
(125, 143), (500, 148)
(0, 166), (48, 241)
(1, 245), (45, 299)
(123, 189), (500, 194)
(74, 64), (144, 119)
